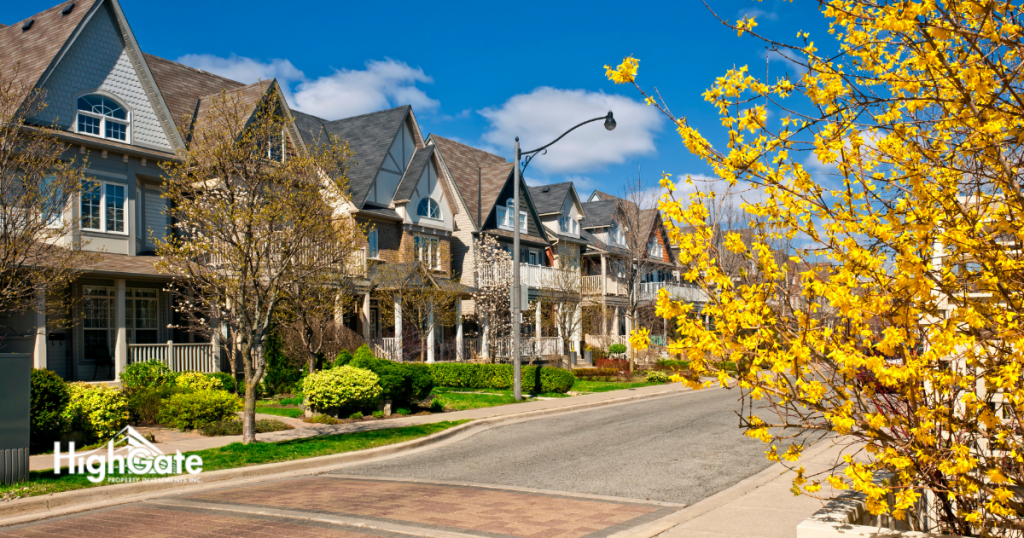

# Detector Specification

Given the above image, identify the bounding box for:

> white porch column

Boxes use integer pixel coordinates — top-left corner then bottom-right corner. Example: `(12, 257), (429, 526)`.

(33, 289), (46, 369)
(573, 304), (583, 356)
(114, 279), (127, 379)
(535, 301), (542, 339)
(394, 294), (402, 361)
(426, 305), (435, 363)
(556, 304), (564, 354)
(481, 314), (490, 361)
(600, 255), (607, 295)
(362, 292), (371, 342)
(455, 301), (464, 362)
(612, 306), (620, 338)
(625, 311), (634, 355)
(211, 319), (221, 372)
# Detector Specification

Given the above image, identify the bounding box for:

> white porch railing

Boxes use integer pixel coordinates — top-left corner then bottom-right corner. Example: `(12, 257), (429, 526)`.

(478, 263), (578, 291)
(492, 336), (563, 358)
(128, 342), (218, 373)
(583, 275), (628, 295)
(371, 337), (400, 361)
(638, 282), (708, 302)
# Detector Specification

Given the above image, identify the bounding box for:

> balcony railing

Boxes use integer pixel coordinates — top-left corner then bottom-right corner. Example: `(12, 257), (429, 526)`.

(128, 342), (218, 373)
(582, 275), (628, 296)
(371, 337), (400, 361)
(491, 336), (563, 358)
(638, 282), (708, 302)
(478, 263), (578, 291)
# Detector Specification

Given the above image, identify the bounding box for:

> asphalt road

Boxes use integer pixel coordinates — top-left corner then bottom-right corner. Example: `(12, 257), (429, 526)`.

(337, 387), (774, 505)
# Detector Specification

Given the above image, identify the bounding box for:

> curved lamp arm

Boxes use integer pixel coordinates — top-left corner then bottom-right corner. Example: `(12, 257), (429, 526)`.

(520, 111), (615, 173)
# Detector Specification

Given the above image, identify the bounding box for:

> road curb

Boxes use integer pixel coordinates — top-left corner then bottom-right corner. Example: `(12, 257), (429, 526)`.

(0, 384), (696, 526)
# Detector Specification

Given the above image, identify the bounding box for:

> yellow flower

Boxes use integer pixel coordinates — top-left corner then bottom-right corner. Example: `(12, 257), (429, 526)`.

(604, 56), (639, 84)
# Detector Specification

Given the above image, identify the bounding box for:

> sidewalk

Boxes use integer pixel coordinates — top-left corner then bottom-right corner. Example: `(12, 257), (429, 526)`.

(653, 440), (851, 538)
(30, 382), (687, 471)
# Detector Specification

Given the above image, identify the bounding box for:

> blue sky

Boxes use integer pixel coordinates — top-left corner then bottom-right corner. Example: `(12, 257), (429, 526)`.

(13, 0), (834, 200)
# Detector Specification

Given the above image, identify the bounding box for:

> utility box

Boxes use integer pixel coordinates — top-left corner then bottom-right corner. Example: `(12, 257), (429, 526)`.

(0, 353), (31, 485)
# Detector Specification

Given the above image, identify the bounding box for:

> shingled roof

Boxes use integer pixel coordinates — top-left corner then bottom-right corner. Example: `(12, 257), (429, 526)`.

(190, 80), (274, 145)
(580, 200), (621, 228)
(393, 145), (434, 203)
(0, 0), (98, 110)
(314, 106), (412, 207)
(528, 182), (573, 215)
(430, 135), (507, 228)
(144, 53), (244, 130)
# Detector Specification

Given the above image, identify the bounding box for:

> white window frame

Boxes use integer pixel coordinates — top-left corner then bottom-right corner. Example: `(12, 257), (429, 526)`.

(80, 179), (129, 235)
(648, 235), (663, 258)
(368, 229), (379, 259)
(497, 198), (527, 233)
(414, 235), (441, 270)
(75, 94), (131, 143)
(610, 223), (625, 247)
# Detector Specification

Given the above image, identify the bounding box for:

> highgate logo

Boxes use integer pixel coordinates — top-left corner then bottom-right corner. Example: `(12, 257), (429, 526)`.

(54, 426), (203, 483)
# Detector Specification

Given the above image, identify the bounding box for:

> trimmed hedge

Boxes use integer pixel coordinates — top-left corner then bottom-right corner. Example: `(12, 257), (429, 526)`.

(429, 364), (574, 394)
(158, 390), (240, 431)
(304, 366), (383, 414)
(206, 372), (237, 393)
(63, 383), (129, 440)
(30, 369), (69, 452)
(120, 361), (177, 391)
(348, 355), (434, 407)
(176, 371), (221, 391)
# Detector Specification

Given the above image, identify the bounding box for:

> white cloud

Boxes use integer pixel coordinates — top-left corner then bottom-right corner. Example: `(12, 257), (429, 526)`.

(175, 55), (439, 120)
(739, 8), (779, 21)
(478, 87), (662, 175)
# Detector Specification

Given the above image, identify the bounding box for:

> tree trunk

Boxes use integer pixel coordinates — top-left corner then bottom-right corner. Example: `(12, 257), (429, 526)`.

(240, 341), (257, 444)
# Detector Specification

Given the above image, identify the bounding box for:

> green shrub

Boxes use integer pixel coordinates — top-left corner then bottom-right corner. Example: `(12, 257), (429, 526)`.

(348, 411), (364, 420)
(608, 343), (627, 354)
(158, 390), (240, 431)
(715, 360), (738, 372)
(645, 370), (671, 383)
(303, 366), (383, 415)
(176, 371), (221, 391)
(206, 372), (237, 393)
(349, 356), (435, 407)
(126, 385), (189, 425)
(62, 383), (129, 440)
(334, 350), (353, 367)
(354, 344), (375, 363)
(428, 364), (575, 393)
(430, 399), (444, 412)
(263, 331), (302, 396)
(280, 395), (303, 406)
(372, 410), (384, 418)
(120, 361), (177, 392)
(30, 369), (69, 452)
(200, 418), (293, 436)
(304, 414), (340, 425)
(655, 359), (690, 370)
(395, 408), (411, 415)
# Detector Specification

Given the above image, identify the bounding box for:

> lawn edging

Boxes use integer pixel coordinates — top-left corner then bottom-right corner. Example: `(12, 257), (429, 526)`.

(0, 382), (693, 527)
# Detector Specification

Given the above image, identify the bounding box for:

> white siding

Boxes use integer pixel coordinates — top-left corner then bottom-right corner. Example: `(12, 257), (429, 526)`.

(408, 159), (452, 230)
(32, 3), (173, 151)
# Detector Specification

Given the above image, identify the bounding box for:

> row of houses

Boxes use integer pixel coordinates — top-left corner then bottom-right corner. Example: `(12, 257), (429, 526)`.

(0, 0), (705, 380)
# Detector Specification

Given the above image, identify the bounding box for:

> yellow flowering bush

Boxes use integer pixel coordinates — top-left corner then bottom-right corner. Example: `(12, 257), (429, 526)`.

(62, 383), (129, 440)
(608, 1), (1024, 535)
(304, 366), (383, 415)
(175, 371), (221, 392)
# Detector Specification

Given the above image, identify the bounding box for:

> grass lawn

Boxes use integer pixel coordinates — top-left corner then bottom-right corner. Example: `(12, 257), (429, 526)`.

(255, 406), (304, 419)
(571, 380), (665, 393)
(431, 387), (570, 411)
(0, 421), (467, 501)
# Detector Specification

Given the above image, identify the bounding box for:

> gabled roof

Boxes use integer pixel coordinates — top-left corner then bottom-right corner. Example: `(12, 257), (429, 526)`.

(580, 200), (621, 228)
(144, 53), (244, 130)
(0, 0), (96, 110)
(393, 145), (434, 203)
(430, 135), (507, 228)
(190, 79), (273, 144)
(528, 182), (573, 215)
(314, 106), (412, 207)
(589, 190), (616, 202)
(581, 228), (628, 256)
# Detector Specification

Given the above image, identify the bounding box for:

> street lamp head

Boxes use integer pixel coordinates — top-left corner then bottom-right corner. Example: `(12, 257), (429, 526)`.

(604, 111), (616, 131)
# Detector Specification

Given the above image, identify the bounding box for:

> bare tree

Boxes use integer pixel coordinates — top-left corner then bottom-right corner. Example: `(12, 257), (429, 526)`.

(537, 244), (584, 365)
(617, 168), (665, 371)
(0, 63), (92, 332)
(373, 238), (462, 362)
(158, 83), (356, 443)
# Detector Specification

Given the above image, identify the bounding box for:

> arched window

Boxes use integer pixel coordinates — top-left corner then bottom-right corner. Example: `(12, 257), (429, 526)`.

(417, 198), (441, 219)
(77, 94), (129, 142)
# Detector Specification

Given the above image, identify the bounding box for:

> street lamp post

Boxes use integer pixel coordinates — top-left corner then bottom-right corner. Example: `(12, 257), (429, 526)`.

(512, 111), (616, 401)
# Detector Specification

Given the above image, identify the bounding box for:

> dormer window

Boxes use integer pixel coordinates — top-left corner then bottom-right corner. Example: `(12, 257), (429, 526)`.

(76, 94), (129, 142)
(559, 215), (579, 235)
(647, 235), (663, 258)
(417, 198), (441, 220)
(497, 198), (526, 233)
(610, 222), (626, 247)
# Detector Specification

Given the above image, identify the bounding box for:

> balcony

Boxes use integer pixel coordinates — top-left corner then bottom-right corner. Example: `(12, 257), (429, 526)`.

(638, 282), (708, 303)
(478, 263), (578, 291)
(582, 275), (628, 296)
(128, 342), (218, 373)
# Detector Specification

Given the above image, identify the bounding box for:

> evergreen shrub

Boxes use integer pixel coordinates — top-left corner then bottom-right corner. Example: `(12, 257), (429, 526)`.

(428, 364), (574, 393)
(30, 369), (69, 452)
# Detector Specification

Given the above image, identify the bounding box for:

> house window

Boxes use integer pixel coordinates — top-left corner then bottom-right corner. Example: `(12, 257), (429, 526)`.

(529, 251), (538, 265)
(262, 130), (285, 162)
(76, 94), (129, 142)
(414, 235), (441, 270)
(559, 216), (580, 235)
(647, 235), (663, 258)
(417, 198), (441, 220)
(127, 289), (159, 343)
(610, 222), (626, 247)
(83, 286), (113, 358)
(81, 179), (127, 234)
(368, 229), (379, 258)
(497, 198), (527, 232)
